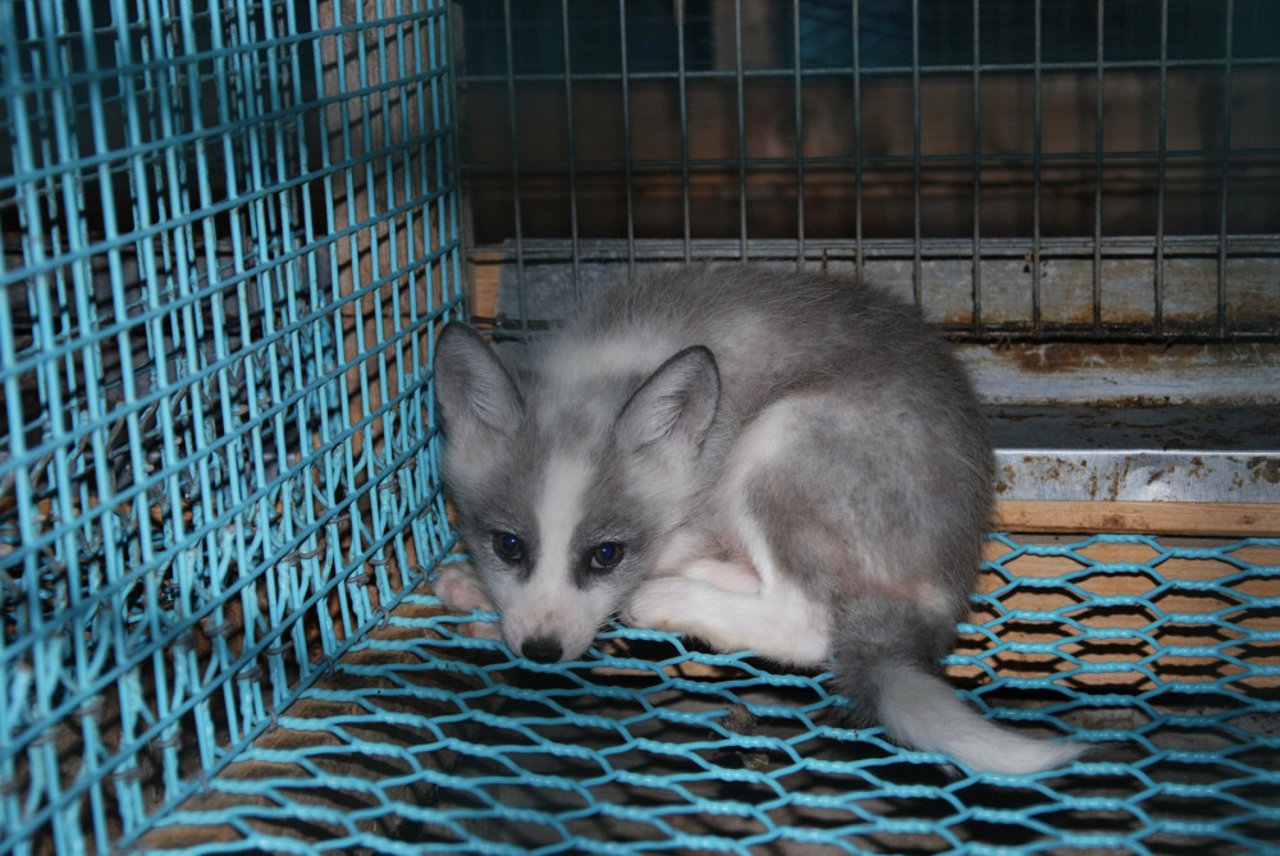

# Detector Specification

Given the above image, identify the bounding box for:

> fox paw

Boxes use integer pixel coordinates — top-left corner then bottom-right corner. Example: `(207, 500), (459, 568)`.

(432, 564), (503, 640)
(623, 577), (699, 634)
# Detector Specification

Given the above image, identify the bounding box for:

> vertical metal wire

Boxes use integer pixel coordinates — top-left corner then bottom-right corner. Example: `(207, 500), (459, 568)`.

(971, 0), (982, 333)
(1217, 0), (1235, 339)
(792, 0), (805, 270)
(911, 0), (922, 310)
(344, 0), (377, 585)
(618, 0), (636, 276)
(203, 0), (250, 768)
(289, 0), (334, 665)
(1092, 0), (1105, 334)
(1155, 0), (1168, 337)
(69, 3), (126, 809)
(109, 0), (169, 825)
(1032, 0), (1043, 334)
(501, 0), (527, 330)
(734, 0), (748, 261)
(676, 0), (692, 265)
(437, 0), (466, 324)
(72, 22), (126, 752)
(852, 0), (863, 279)
(148, 0), (210, 800)
(561, 0), (582, 298)
(61, 22), (122, 833)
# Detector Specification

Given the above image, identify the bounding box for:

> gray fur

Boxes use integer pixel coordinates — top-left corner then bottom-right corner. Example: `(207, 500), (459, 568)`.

(433, 265), (1082, 773)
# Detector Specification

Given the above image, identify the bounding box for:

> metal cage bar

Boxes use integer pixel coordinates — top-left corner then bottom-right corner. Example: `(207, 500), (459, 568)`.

(455, 0), (1279, 342)
(1216, 0), (1235, 339)
(0, 1), (462, 850)
(911, 0), (923, 310)
(1154, 0), (1169, 338)
(1093, 0), (1105, 335)
(677, 0), (693, 266)
(734, 0), (748, 261)
(970, 0), (982, 333)
(559, 0), (582, 298)
(792, 0), (806, 270)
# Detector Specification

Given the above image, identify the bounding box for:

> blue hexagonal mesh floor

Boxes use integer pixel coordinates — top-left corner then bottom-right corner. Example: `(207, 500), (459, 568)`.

(141, 534), (1279, 854)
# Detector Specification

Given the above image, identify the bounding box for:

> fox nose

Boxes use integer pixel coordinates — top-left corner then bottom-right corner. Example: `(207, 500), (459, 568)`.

(521, 636), (563, 663)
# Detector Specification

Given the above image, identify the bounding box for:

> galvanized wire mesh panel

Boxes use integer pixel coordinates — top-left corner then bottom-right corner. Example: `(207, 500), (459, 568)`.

(142, 534), (1280, 853)
(458, 0), (1280, 341)
(0, 1), (461, 852)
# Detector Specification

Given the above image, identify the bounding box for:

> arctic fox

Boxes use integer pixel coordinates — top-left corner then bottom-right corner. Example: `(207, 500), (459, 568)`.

(432, 266), (1082, 775)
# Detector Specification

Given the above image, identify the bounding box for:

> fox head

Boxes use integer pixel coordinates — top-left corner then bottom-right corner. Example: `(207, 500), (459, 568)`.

(432, 322), (721, 663)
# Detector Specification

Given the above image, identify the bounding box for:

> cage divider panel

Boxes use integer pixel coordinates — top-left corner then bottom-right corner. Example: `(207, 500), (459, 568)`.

(2, 1), (1278, 853)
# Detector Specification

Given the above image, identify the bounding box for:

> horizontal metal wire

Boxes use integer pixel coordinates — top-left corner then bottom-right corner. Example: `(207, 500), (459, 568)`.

(456, 54), (1280, 84)
(2, 8), (447, 102)
(458, 147), (1280, 173)
(464, 234), (1280, 262)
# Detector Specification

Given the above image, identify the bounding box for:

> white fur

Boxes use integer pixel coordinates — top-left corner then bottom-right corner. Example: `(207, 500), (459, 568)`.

(628, 456), (833, 666)
(673, 558), (760, 593)
(537, 454), (592, 579)
(731, 514), (833, 664)
(493, 454), (612, 659)
(434, 564), (494, 613)
(543, 331), (673, 386)
(717, 398), (802, 513)
(877, 666), (1085, 775)
(626, 398), (833, 664)
(626, 571), (831, 666)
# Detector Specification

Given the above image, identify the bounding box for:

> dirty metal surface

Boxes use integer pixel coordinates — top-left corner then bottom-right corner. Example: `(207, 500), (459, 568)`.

(478, 262), (1279, 505)
(991, 405), (1280, 503)
(480, 246), (1280, 343)
(961, 342), (1280, 407)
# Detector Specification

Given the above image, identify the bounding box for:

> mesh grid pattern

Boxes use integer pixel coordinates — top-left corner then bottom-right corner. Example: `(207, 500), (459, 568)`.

(0, 1), (460, 852)
(145, 534), (1278, 853)
(3, 1), (1278, 853)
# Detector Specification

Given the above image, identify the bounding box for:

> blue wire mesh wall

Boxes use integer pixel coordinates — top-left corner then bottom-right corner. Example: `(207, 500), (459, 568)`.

(0, 0), (461, 852)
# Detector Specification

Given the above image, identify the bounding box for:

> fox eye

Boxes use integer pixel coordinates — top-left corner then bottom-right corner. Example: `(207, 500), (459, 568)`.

(492, 531), (524, 563)
(588, 542), (624, 570)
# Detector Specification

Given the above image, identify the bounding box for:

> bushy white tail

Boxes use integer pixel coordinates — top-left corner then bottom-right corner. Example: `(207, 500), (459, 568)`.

(875, 664), (1085, 775)
(833, 598), (1084, 775)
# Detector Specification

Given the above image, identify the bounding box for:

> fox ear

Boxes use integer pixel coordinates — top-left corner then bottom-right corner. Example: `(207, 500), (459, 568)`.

(434, 322), (523, 436)
(615, 346), (720, 452)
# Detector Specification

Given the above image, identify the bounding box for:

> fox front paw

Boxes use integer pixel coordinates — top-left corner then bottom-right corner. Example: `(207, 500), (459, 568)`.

(432, 564), (503, 640)
(623, 577), (700, 634)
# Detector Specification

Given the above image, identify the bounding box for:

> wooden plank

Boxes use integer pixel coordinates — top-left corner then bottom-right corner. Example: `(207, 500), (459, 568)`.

(994, 500), (1280, 537)
(469, 261), (501, 320)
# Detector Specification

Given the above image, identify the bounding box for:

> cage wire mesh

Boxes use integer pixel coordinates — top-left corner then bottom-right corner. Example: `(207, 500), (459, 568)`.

(1, 0), (1278, 854)
(458, 0), (1280, 340)
(0, 0), (461, 851)
(107, 536), (1280, 853)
